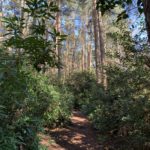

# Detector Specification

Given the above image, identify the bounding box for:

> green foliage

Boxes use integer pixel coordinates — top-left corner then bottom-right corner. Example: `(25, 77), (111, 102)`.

(97, 0), (143, 22)
(0, 50), (41, 149)
(66, 71), (105, 113)
(66, 47), (150, 149)
(1, 0), (149, 150)
(0, 0), (70, 149)
(0, 49), (73, 149)
(3, 0), (66, 72)
(66, 71), (96, 108)
(43, 85), (73, 127)
(97, 0), (143, 14)
(116, 11), (129, 22)
(89, 58), (150, 149)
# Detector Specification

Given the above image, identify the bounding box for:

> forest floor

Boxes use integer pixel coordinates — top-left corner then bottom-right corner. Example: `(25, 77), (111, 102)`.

(40, 110), (103, 150)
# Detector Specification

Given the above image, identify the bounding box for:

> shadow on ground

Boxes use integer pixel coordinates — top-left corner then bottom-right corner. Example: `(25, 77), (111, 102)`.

(40, 111), (103, 150)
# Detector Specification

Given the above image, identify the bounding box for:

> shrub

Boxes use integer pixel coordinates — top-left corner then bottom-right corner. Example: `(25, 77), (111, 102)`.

(0, 47), (73, 149)
(43, 85), (74, 127)
(66, 71), (105, 111)
(89, 65), (150, 149)
(0, 49), (52, 149)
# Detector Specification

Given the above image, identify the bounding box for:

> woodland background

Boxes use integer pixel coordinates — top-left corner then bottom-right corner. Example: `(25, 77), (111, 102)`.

(0, 0), (150, 150)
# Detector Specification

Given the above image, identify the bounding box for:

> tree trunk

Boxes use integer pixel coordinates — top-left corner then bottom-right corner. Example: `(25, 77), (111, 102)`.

(92, 0), (101, 82)
(143, 0), (150, 43)
(97, 11), (105, 84)
(0, 0), (3, 39)
(87, 44), (92, 70)
(97, 12), (105, 66)
(92, 0), (105, 84)
(56, 0), (62, 79)
(72, 34), (76, 72)
(81, 48), (84, 71)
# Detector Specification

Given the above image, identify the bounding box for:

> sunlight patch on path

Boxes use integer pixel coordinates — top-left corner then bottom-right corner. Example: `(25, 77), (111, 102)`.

(40, 111), (102, 150)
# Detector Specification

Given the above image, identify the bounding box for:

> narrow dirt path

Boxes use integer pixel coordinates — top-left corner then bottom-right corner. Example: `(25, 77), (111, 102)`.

(40, 111), (103, 150)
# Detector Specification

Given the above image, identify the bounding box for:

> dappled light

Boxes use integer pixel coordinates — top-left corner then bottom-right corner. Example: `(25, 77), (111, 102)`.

(40, 111), (102, 150)
(0, 0), (150, 150)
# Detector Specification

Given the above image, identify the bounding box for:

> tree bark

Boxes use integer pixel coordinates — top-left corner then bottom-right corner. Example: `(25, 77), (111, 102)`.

(72, 34), (76, 72)
(92, 0), (105, 83)
(0, 0), (3, 38)
(87, 44), (92, 70)
(92, 1), (100, 81)
(143, 0), (150, 43)
(56, 0), (62, 79)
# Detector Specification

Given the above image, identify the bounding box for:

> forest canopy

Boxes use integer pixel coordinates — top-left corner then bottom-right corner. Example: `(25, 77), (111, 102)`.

(97, 0), (150, 42)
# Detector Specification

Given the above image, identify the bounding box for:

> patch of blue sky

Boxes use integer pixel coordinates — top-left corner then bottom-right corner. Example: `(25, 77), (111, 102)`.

(127, 0), (147, 41)
(74, 16), (82, 36)
(1, 0), (20, 16)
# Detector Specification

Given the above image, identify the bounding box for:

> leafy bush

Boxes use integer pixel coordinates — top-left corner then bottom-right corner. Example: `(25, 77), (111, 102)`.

(66, 62), (150, 149)
(66, 71), (105, 111)
(0, 48), (50, 149)
(89, 64), (150, 149)
(0, 0), (71, 149)
(43, 85), (73, 127)
(0, 49), (73, 149)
